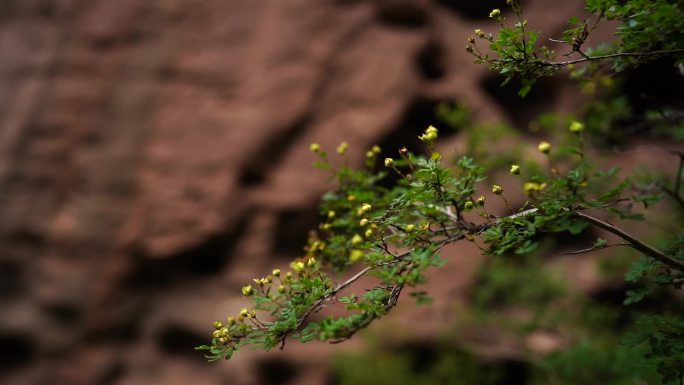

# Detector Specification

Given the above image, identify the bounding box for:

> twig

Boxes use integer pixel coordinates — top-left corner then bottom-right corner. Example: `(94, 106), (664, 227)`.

(544, 48), (684, 67)
(560, 242), (630, 255)
(575, 211), (684, 271)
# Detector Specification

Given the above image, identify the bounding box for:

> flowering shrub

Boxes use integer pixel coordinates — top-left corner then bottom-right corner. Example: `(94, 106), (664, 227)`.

(199, 0), (684, 382)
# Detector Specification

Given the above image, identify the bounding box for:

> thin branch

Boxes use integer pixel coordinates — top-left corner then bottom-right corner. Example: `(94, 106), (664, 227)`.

(544, 48), (684, 67)
(560, 242), (630, 255)
(575, 211), (684, 271)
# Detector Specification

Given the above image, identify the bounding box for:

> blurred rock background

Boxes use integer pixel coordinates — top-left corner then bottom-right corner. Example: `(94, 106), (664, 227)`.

(2, 0), (668, 384)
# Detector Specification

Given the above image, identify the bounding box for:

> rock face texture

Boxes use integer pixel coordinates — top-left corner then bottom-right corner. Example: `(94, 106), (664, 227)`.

(0, 0), (604, 384)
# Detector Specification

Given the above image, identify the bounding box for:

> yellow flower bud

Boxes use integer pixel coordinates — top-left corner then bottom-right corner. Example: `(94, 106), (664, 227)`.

(249, 310), (256, 319)
(240, 308), (249, 318)
(213, 321), (223, 330)
(538, 141), (551, 154)
(242, 285), (255, 296)
(510, 164), (520, 175)
(227, 317), (236, 325)
(272, 269), (281, 277)
(213, 330), (222, 339)
(569, 121), (584, 133)
(372, 145), (382, 154)
(406, 224), (415, 232)
(361, 203), (372, 213)
(278, 285), (286, 294)
(349, 249), (364, 263)
(366, 150), (374, 158)
(307, 257), (316, 267)
(384, 158), (394, 167)
(309, 143), (321, 153)
(364, 228), (373, 238)
(351, 234), (363, 244)
(475, 28), (485, 38)
(359, 218), (369, 227)
(489, 8), (501, 17)
(292, 261), (305, 273)
(327, 210), (335, 218)
(476, 196), (486, 205)
(336, 141), (348, 155)
(492, 185), (503, 195)
(347, 194), (356, 201)
(464, 201), (474, 210)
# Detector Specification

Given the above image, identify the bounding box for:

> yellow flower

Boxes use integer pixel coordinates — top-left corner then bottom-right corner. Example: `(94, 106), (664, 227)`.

(239, 308), (249, 318)
(510, 164), (520, 175)
(277, 285), (286, 294)
(242, 285), (255, 296)
(336, 141), (348, 155)
(307, 257), (316, 267)
(476, 196), (486, 205)
(405, 224), (415, 232)
(327, 210), (335, 218)
(523, 182), (546, 196)
(419, 125), (439, 142)
(475, 28), (485, 38)
(538, 141), (551, 154)
(569, 121), (585, 133)
(213, 321), (223, 329)
(489, 8), (501, 17)
(309, 143), (321, 153)
(366, 150), (374, 158)
(492, 185), (503, 195)
(384, 158), (394, 167)
(372, 145), (382, 154)
(351, 234), (363, 244)
(359, 218), (369, 227)
(364, 228), (373, 238)
(464, 201), (474, 210)
(361, 203), (372, 213)
(292, 261), (305, 273)
(272, 269), (281, 277)
(349, 249), (364, 263)
(227, 317), (236, 325)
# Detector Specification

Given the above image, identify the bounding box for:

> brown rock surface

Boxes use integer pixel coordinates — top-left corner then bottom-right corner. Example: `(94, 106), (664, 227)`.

(2, 0), (665, 384)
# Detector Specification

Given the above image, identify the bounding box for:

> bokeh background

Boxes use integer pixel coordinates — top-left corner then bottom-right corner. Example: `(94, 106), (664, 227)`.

(2, 0), (682, 384)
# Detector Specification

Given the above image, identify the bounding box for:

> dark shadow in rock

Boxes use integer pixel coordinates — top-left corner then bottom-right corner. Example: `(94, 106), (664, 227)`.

(435, 0), (509, 20)
(128, 217), (248, 288)
(44, 302), (82, 325)
(239, 114), (312, 187)
(622, 57), (684, 115)
(416, 40), (446, 81)
(256, 358), (300, 385)
(156, 323), (207, 360)
(273, 207), (319, 259)
(0, 332), (35, 374)
(374, 0), (427, 28)
(481, 74), (559, 131)
(0, 259), (25, 299)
